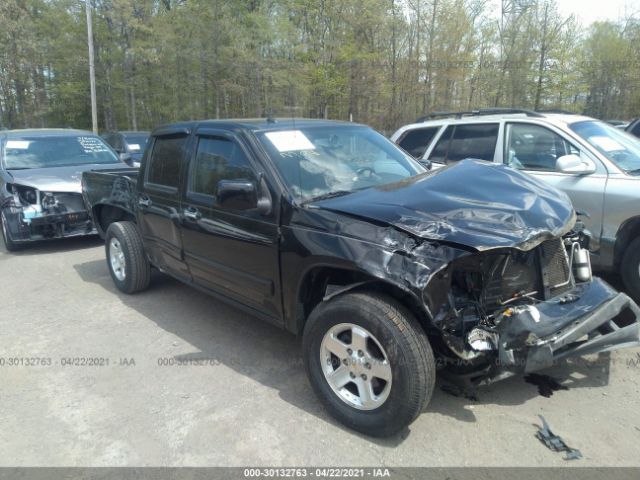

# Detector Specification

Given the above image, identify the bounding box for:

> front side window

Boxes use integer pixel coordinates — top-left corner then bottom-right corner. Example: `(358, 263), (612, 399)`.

(257, 126), (423, 201)
(146, 134), (187, 188)
(397, 126), (440, 158)
(570, 120), (640, 175)
(2, 135), (120, 170)
(190, 136), (254, 197)
(447, 123), (499, 162)
(505, 123), (579, 171)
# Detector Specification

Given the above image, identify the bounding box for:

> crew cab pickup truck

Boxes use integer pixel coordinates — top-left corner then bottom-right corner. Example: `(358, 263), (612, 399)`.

(82, 119), (640, 437)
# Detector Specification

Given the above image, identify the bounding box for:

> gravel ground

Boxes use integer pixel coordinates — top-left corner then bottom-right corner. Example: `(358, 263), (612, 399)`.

(1, 235), (639, 466)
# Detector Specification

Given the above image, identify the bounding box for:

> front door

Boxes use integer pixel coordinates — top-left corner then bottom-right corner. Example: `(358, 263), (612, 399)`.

(179, 129), (282, 321)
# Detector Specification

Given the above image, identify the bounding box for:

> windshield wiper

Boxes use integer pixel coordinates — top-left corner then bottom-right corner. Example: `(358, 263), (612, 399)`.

(304, 190), (353, 203)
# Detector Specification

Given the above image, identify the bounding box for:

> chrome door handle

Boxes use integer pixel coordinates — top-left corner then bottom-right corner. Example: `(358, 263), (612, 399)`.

(183, 208), (201, 221)
(138, 197), (152, 207)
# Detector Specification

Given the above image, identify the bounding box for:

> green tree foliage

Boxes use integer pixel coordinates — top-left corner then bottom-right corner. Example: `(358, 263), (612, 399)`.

(0, 0), (638, 132)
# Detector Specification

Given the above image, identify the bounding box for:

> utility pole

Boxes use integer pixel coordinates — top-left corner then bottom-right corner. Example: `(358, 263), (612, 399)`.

(85, 0), (98, 133)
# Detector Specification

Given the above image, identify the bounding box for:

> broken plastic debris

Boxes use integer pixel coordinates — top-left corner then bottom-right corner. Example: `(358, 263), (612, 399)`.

(535, 414), (582, 460)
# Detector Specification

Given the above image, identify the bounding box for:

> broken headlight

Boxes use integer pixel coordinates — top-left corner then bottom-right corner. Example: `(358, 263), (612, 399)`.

(8, 184), (39, 205)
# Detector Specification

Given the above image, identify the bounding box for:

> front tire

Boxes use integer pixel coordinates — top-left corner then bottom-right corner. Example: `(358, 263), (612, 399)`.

(105, 221), (150, 294)
(303, 291), (435, 437)
(1, 212), (20, 252)
(621, 236), (640, 301)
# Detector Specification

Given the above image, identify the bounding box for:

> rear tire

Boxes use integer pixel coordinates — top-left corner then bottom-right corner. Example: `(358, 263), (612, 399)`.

(303, 291), (435, 437)
(105, 221), (150, 294)
(1, 212), (20, 252)
(621, 236), (640, 301)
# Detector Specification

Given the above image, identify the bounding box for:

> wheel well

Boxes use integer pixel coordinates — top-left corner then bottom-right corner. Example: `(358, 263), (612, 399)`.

(93, 204), (135, 238)
(614, 216), (640, 268)
(296, 266), (429, 335)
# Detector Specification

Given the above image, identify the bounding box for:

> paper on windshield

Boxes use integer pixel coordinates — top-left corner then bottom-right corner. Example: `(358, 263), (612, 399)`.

(78, 136), (110, 153)
(265, 130), (315, 152)
(128, 144), (141, 151)
(590, 135), (623, 152)
(5, 140), (30, 149)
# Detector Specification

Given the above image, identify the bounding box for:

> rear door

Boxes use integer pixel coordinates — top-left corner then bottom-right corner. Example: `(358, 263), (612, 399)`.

(179, 128), (282, 321)
(395, 126), (441, 159)
(503, 121), (607, 252)
(426, 123), (499, 165)
(137, 128), (191, 282)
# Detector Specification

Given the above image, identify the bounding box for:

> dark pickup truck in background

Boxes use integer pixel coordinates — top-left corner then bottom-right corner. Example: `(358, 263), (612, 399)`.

(82, 118), (640, 437)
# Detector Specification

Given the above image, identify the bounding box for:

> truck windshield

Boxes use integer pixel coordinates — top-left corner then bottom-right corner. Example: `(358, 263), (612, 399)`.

(3, 135), (120, 170)
(570, 120), (640, 175)
(257, 126), (425, 201)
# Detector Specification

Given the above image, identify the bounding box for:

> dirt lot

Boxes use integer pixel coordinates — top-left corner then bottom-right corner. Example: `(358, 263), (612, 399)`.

(1, 235), (639, 467)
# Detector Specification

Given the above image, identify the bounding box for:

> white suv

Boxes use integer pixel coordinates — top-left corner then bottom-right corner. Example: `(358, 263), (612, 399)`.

(391, 109), (640, 299)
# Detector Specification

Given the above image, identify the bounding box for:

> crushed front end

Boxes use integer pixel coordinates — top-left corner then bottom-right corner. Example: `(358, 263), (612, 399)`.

(1, 184), (94, 243)
(426, 229), (640, 384)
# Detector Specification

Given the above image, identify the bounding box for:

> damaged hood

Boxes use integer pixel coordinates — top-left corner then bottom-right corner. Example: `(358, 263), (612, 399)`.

(6, 163), (122, 193)
(311, 159), (575, 251)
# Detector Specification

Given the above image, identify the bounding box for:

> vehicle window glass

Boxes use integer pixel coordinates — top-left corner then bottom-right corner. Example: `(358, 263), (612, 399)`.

(190, 136), (254, 197)
(124, 134), (149, 152)
(257, 126), (423, 201)
(397, 127), (440, 158)
(631, 122), (640, 138)
(146, 135), (187, 188)
(428, 125), (453, 163)
(115, 135), (125, 152)
(447, 123), (499, 162)
(2, 135), (120, 169)
(505, 123), (579, 171)
(570, 120), (640, 174)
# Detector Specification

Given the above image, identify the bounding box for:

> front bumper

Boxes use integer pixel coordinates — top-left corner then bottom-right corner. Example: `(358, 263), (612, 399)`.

(496, 277), (640, 374)
(2, 206), (95, 243)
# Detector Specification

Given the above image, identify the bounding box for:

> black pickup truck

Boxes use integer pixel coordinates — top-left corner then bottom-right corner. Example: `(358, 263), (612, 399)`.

(82, 118), (640, 437)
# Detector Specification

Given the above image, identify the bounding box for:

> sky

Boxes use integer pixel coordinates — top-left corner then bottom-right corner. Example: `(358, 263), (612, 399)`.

(555, 0), (639, 25)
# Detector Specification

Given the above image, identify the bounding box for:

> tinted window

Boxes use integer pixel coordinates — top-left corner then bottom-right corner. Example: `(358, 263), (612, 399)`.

(505, 123), (579, 171)
(190, 137), (254, 197)
(146, 135), (187, 188)
(447, 123), (499, 162)
(397, 127), (440, 158)
(2, 135), (119, 169)
(428, 125), (453, 162)
(631, 121), (640, 138)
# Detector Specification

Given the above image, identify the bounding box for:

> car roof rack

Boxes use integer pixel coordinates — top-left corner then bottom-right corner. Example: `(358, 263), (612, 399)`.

(415, 108), (544, 122)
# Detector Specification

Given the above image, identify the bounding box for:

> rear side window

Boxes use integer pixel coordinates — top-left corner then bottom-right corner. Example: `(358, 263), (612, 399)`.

(190, 136), (254, 197)
(428, 125), (453, 163)
(447, 124), (499, 162)
(146, 135), (188, 189)
(397, 127), (440, 158)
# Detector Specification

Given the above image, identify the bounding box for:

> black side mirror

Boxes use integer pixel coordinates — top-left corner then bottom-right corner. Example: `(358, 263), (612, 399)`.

(217, 179), (259, 211)
(217, 177), (272, 215)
